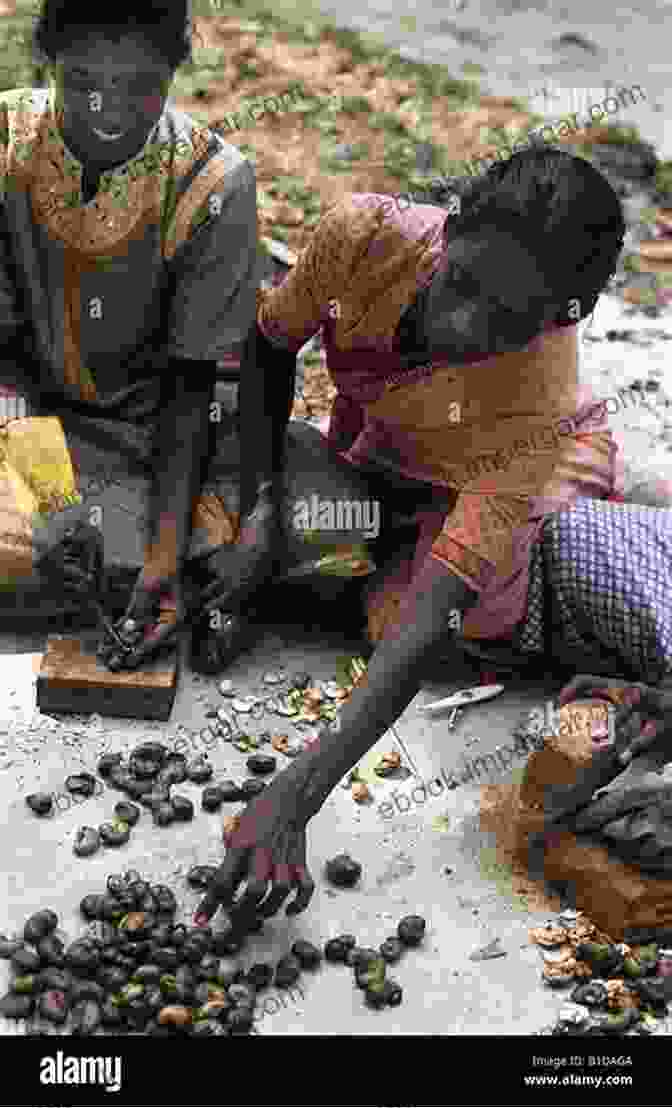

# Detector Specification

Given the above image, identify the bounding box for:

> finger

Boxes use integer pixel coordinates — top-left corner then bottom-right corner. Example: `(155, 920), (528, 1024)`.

(118, 623), (179, 669)
(284, 833), (315, 916)
(285, 864), (316, 916)
(194, 851), (250, 922)
(556, 675), (610, 707)
(622, 719), (661, 762)
(256, 862), (293, 918)
(229, 847), (274, 917)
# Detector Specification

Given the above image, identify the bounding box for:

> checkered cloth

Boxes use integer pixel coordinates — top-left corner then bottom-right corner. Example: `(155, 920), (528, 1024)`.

(516, 499), (672, 685)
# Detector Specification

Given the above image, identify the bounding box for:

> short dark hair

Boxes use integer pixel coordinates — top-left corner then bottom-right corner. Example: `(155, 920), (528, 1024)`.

(32, 1), (195, 70)
(440, 147), (626, 327)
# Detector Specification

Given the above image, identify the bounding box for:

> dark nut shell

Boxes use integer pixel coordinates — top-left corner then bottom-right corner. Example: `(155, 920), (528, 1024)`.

(190, 1017), (225, 1036)
(37, 934), (65, 968)
(246, 963), (274, 990)
(239, 778), (266, 800)
(132, 742), (169, 765)
(123, 777), (155, 800)
(214, 957), (242, 988)
(187, 757), (213, 784)
(154, 947), (179, 971)
(97, 752), (123, 777)
(171, 795), (194, 822)
(246, 754), (277, 776)
(228, 1005), (254, 1033)
(0, 991), (34, 1018)
(11, 946), (41, 974)
(99, 820), (131, 846)
(100, 894), (124, 922)
(227, 982), (256, 1007)
(218, 780), (243, 803)
(37, 967), (72, 992)
(23, 909), (58, 945)
(345, 946), (378, 969)
(187, 865), (218, 890)
(70, 978), (105, 1004)
(100, 997), (124, 1026)
(324, 938), (348, 963)
(382, 978), (403, 1006)
(274, 954), (302, 989)
(144, 985), (164, 1013)
(150, 886), (177, 916)
(153, 803), (174, 827)
(26, 792), (54, 816)
(132, 964), (162, 987)
(397, 915), (426, 947)
(114, 801), (141, 826)
(65, 772), (97, 797)
(291, 940), (322, 970)
(79, 893), (105, 920)
(140, 787), (171, 810)
(379, 937), (404, 964)
(73, 827), (101, 857)
(0, 936), (23, 959)
(202, 786), (225, 812)
(96, 966), (128, 993)
(64, 941), (100, 974)
(129, 757), (161, 779)
(325, 853), (362, 888)
(70, 998), (102, 1035)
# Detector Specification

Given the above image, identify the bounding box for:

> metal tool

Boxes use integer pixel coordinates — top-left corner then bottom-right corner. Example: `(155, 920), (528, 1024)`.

(389, 722), (422, 780)
(420, 684), (506, 715)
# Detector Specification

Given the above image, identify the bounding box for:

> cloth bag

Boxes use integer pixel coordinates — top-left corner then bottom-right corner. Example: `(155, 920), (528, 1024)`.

(0, 415), (79, 586)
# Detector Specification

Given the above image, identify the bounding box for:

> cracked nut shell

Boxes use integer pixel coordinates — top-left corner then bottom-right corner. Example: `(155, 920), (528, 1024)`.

(170, 796), (194, 822)
(291, 940), (322, 970)
(202, 786), (225, 812)
(187, 865), (217, 890)
(114, 801), (141, 826)
(74, 826), (101, 857)
(274, 954), (302, 989)
(246, 754), (277, 776)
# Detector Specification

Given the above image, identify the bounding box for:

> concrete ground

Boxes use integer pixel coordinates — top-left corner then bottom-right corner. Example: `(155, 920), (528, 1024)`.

(0, 617), (574, 1036)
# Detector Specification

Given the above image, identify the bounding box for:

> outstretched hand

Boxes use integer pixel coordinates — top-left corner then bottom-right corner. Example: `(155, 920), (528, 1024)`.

(194, 753), (319, 934)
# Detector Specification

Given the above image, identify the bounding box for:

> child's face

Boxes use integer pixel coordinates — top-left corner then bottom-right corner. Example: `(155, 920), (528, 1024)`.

(423, 228), (559, 362)
(50, 32), (175, 167)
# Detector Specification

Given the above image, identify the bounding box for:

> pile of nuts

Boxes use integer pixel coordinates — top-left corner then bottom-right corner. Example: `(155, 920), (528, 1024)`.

(531, 910), (672, 1035)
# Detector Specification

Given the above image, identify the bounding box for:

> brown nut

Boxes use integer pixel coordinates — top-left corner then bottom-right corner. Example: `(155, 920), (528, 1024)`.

(352, 781), (371, 803)
(157, 1005), (192, 1027)
(222, 814), (241, 840)
(271, 733), (290, 754)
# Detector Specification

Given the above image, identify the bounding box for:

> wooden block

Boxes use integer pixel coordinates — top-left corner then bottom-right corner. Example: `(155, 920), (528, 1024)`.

(36, 633), (179, 721)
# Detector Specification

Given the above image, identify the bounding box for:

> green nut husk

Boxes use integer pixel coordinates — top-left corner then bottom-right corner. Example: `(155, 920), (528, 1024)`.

(12, 974), (37, 994)
(623, 956), (644, 979)
(357, 957), (386, 990)
(632, 943), (659, 971)
(119, 983), (145, 1004)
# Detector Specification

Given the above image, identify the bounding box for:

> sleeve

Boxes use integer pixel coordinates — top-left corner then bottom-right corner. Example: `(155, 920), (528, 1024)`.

(164, 157), (260, 364)
(256, 197), (356, 353)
